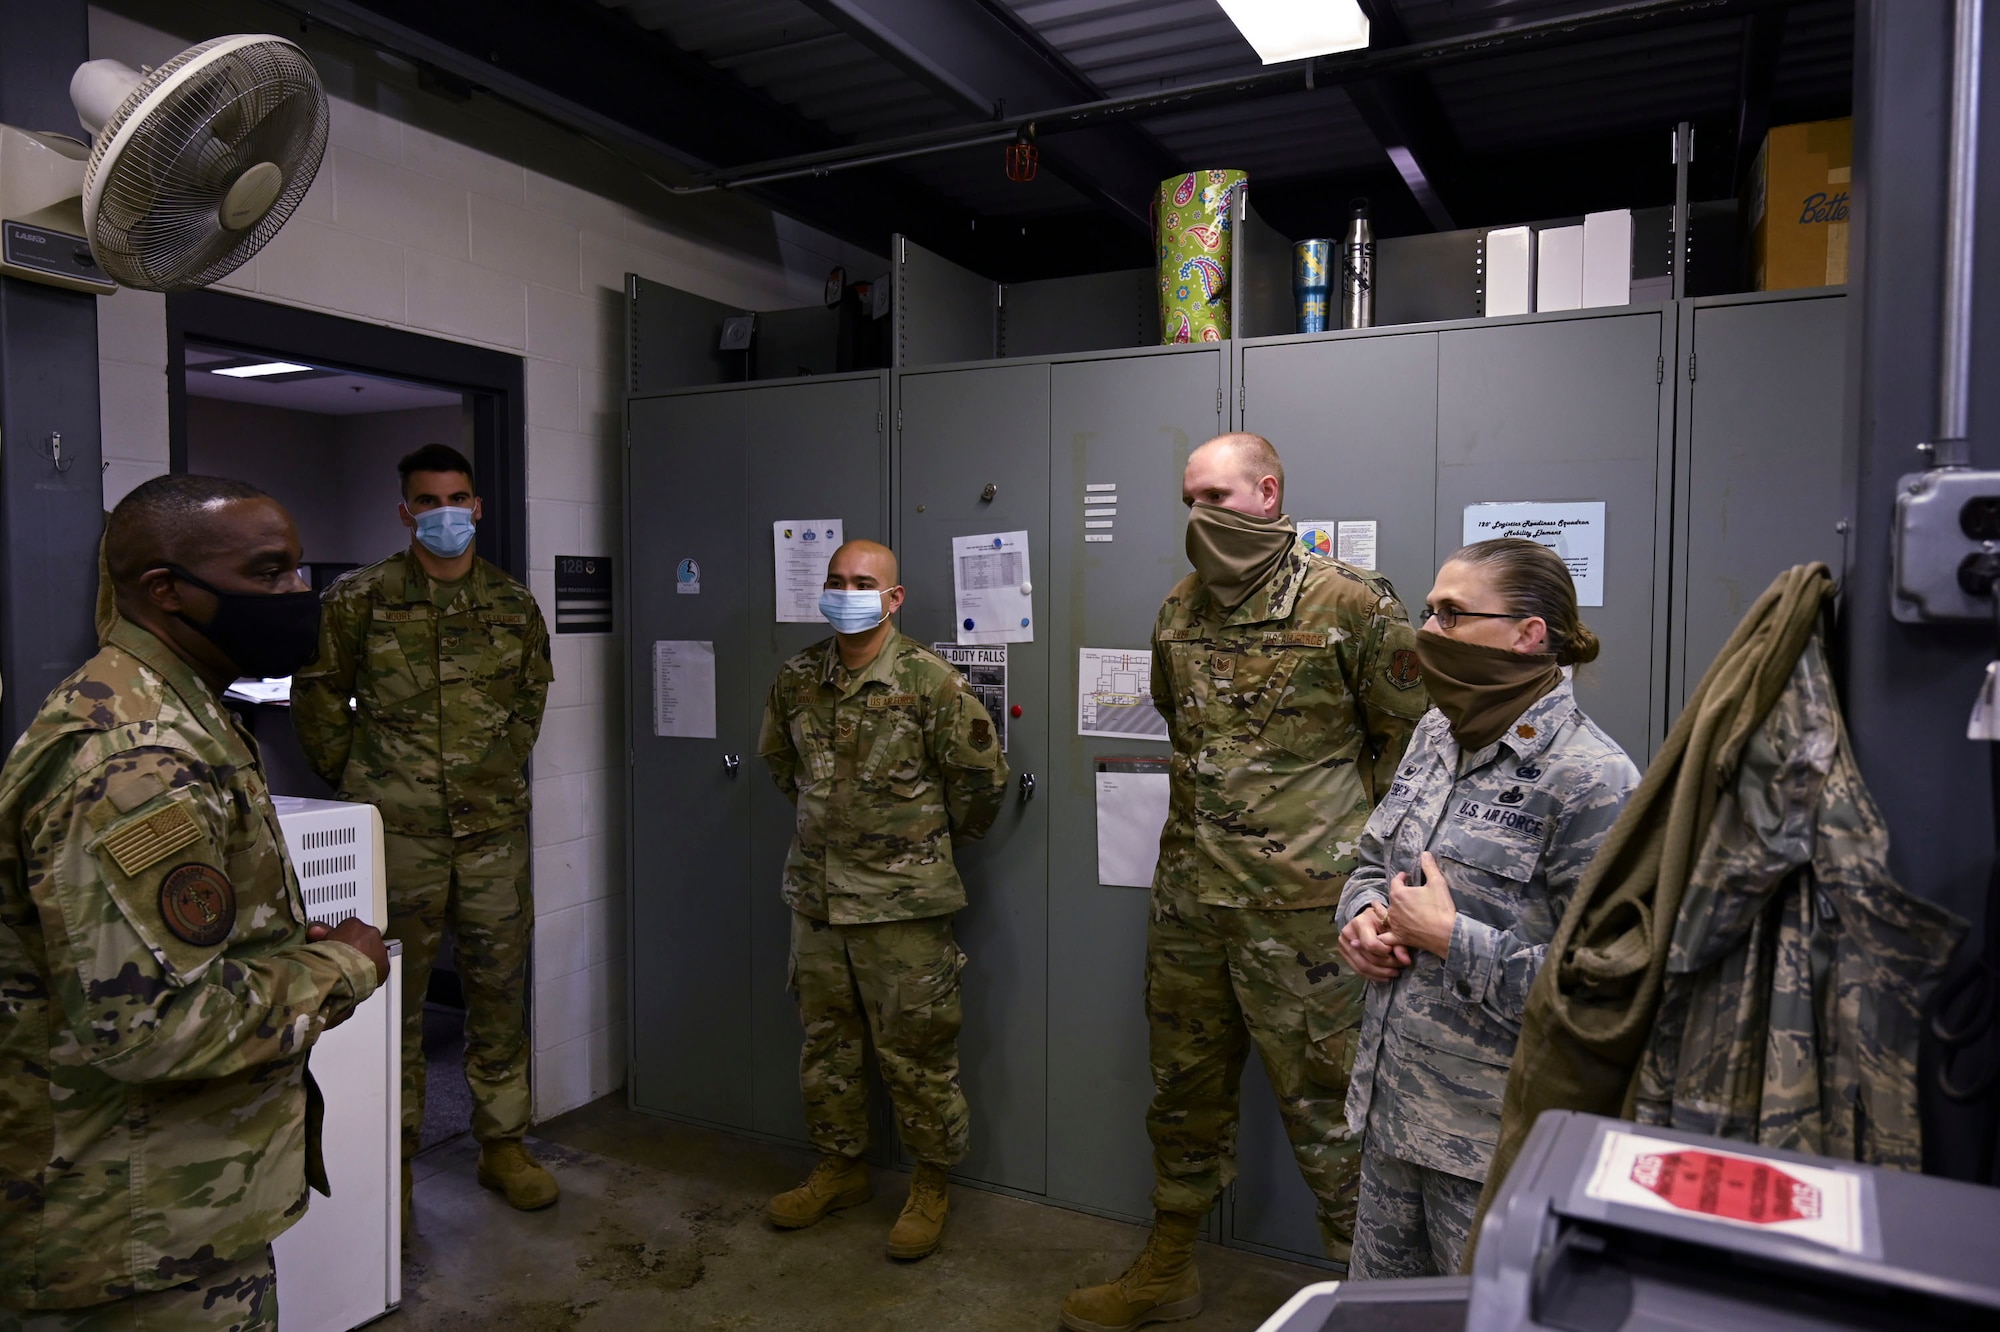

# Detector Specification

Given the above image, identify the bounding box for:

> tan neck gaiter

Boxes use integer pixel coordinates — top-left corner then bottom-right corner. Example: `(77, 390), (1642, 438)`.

(1414, 630), (1561, 751)
(1185, 502), (1295, 610)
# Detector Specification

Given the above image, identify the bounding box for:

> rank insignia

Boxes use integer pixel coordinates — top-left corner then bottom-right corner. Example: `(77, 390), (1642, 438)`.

(159, 863), (236, 947)
(1516, 724), (1537, 740)
(1209, 653), (1236, 678)
(1389, 649), (1422, 690)
(970, 719), (992, 750)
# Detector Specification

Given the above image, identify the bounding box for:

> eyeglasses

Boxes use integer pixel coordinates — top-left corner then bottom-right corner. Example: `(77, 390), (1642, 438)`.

(1422, 606), (1527, 630)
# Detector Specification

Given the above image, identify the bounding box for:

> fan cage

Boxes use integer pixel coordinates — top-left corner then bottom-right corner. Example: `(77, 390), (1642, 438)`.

(84, 35), (328, 293)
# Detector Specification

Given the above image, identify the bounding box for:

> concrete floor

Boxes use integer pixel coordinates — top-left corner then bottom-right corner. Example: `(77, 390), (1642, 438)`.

(397, 1094), (1323, 1331)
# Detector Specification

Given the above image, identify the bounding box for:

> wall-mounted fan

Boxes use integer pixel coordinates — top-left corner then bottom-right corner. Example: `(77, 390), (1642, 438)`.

(0, 34), (328, 294)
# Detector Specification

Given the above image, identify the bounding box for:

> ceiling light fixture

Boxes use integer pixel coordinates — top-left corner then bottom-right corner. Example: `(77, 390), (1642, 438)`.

(211, 361), (313, 377)
(1217, 0), (1370, 64)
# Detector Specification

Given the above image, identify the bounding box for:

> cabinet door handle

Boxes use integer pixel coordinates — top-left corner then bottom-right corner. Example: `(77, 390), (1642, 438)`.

(724, 754), (741, 777)
(1018, 772), (1036, 805)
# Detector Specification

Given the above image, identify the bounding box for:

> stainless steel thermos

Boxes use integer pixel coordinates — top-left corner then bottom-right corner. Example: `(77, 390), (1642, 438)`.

(1341, 199), (1375, 330)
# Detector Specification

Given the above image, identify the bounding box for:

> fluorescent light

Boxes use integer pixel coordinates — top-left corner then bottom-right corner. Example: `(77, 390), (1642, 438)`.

(1218, 0), (1370, 64)
(211, 361), (312, 378)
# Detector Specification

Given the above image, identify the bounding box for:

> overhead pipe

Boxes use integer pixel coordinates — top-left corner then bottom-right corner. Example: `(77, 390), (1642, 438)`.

(663, 0), (1814, 194)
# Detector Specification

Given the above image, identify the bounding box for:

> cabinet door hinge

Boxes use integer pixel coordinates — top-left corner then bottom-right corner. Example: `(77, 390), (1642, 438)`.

(896, 409), (903, 433)
(876, 411), (884, 433)
(1238, 383), (1246, 411)
(1687, 353), (1697, 382)
(1655, 356), (1664, 385)
(1216, 388), (1223, 414)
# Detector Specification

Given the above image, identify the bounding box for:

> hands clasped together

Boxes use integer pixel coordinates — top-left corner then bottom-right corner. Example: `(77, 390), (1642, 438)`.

(1337, 851), (1459, 982)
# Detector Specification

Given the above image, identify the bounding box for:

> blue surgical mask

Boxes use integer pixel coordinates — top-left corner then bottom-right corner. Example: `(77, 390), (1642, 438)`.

(413, 505), (476, 558)
(819, 588), (888, 634)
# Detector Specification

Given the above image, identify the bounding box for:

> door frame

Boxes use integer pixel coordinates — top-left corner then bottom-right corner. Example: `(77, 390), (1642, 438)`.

(165, 290), (528, 581)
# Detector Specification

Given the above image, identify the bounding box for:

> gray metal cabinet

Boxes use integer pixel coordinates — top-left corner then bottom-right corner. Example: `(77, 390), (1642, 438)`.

(1044, 347), (1225, 1224)
(627, 388), (753, 1128)
(895, 363), (1052, 1194)
(1435, 312), (1673, 760)
(1237, 330), (1441, 615)
(623, 287), (1849, 1257)
(625, 373), (889, 1139)
(1671, 291), (1849, 714)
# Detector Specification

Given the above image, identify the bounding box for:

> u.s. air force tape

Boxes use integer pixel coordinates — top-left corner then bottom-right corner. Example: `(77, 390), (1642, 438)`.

(159, 863), (236, 947)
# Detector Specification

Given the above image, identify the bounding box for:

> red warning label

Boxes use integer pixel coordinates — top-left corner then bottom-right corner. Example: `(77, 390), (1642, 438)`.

(1585, 1128), (1864, 1252)
(1630, 1150), (1820, 1225)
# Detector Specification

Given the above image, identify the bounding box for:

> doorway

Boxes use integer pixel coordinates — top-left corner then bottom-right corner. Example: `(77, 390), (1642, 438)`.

(167, 290), (529, 1154)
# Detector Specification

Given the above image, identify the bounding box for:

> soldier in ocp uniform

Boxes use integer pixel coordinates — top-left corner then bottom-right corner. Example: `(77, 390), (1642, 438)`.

(291, 444), (555, 1226)
(757, 539), (1009, 1261)
(1336, 538), (1638, 1278)
(1064, 434), (1427, 1332)
(1, 475), (389, 1328)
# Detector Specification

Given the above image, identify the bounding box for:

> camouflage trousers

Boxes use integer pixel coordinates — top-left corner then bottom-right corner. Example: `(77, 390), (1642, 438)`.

(2, 1246), (275, 1330)
(385, 823), (532, 1157)
(790, 909), (970, 1167)
(1145, 886), (1364, 1264)
(1348, 1142), (1482, 1279)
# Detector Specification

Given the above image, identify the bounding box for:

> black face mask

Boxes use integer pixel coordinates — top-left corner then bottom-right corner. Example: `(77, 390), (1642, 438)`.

(168, 565), (323, 680)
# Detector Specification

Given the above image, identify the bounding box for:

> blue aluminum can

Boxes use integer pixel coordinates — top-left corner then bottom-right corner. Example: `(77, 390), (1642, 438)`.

(1293, 238), (1334, 333)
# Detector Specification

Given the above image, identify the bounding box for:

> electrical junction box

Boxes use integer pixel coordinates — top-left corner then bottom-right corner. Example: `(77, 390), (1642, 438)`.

(1892, 467), (2000, 622)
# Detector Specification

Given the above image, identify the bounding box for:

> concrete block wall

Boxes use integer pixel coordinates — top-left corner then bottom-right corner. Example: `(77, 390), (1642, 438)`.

(87, 0), (885, 1120)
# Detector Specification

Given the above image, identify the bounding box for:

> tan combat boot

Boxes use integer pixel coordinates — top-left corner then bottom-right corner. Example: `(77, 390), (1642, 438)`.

(767, 1154), (872, 1229)
(1060, 1211), (1203, 1332)
(886, 1162), (950, 1260)
(477, 1139), (560, 1210)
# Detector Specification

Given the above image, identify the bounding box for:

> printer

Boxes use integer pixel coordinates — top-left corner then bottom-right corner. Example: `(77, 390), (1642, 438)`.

(1258, 1111), (2000, 1332)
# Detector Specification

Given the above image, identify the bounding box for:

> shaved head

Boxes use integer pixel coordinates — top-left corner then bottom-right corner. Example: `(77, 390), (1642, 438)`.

(105, 474), (273, 589)
(1190, 433), (1283, 495)
(101, 473), (309, 691)
(1183, 433), (1285, 518)
(828, 539), (899, 588)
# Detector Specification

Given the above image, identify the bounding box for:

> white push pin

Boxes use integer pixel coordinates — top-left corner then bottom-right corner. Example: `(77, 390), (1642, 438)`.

(1019, 580), (1033, 595)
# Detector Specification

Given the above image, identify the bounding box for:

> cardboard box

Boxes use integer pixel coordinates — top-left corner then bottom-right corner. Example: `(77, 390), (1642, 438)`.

(1750, 117), (1852, 290)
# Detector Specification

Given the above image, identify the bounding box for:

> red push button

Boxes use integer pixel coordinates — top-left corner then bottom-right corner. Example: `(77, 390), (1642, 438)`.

(1010, 705), (1023, 718)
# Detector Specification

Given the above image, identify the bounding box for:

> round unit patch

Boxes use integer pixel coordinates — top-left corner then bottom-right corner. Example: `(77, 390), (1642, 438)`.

(159, 863), (236, 947)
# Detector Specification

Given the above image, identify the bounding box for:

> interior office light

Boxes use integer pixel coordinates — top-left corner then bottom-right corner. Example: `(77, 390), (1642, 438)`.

(211, 361), (313, 377)
(1217, 0), (1370, 64)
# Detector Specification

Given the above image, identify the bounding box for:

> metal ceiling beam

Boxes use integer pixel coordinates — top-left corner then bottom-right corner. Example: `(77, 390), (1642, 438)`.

(1349, 0), (1461, 231)
(678, 0), (1816, 193)
(1730, 8), (1791, 192)
(794, 0), (1179, 233)
(271, 0), (988, 265)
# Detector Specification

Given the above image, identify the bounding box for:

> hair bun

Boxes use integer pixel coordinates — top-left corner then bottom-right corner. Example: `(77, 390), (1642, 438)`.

(1566, 623), (1602, 666)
